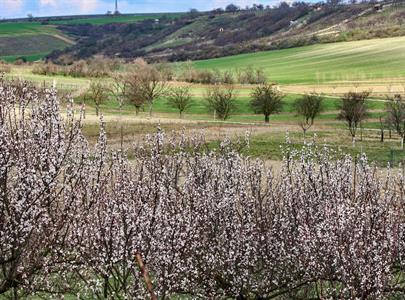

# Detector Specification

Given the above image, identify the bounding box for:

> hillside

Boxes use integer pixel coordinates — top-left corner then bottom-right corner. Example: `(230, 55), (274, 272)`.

(0, 22), (73, 62)
(193, 36), (405, 84)
(47, 1), (405, 63)
(0, 13), (181, 62)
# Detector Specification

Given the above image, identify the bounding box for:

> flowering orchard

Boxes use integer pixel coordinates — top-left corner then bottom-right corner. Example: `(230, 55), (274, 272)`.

(1, 78), (405, 299)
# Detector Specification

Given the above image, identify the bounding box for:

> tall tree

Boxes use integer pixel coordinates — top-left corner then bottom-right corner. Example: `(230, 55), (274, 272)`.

(250, 84), (284, 123)
(225, 3), (240, 12)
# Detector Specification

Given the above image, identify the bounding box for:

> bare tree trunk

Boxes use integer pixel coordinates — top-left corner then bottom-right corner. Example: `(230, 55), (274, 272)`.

(120, 104), (123, 151)
(135, 253), (157, 300)
(265, 114), (270, 124)
(379, 116), (384, 143)
(103, 275), (109, 299)
(149, 102), (153, 117)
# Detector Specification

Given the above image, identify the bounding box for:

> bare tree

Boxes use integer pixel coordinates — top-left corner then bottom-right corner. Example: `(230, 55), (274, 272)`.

(379, 114), (385, 143)
(337, 91), (370, 143)
(110, 73), (127, 112)
(205, 85), (237, 120)
(294, 93), (324, 136)
(166, 87), (192, 119)
(250, 84), (284, 123)
(84, 80), (109, 116)
(386, 94), (405, 149)
(109, 73), (127, 149)
(123, 74), (145, 116)
(124, 65), (167, 117)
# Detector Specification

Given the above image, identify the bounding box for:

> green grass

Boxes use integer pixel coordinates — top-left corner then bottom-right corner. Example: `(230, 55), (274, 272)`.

(85, 92), (385, 125)
(193, 36), (405, 84)
(245, 132), (405, 166)
(1, 53), (50, 62)
(49, 13), (183, 25)
(0, 22), (59, 36)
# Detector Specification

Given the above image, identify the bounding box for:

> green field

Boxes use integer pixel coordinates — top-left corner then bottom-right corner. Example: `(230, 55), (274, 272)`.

(193, 36), (405, 84)
(0, 22), (58, 36)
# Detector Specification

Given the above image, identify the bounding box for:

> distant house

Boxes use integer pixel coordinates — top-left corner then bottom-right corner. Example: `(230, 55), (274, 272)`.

(374, 3), (383, 11)
(155, 19), (160, 24)
(290, 20), (298, 26)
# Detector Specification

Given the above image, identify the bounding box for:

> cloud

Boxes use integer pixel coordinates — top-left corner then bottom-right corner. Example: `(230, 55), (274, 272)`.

(0, 0), (24, 12)
(36, 0), (103, 15)
(39, 0), (57, 6)
(1, 0), (282, 18)
(71, 0), (99, 13)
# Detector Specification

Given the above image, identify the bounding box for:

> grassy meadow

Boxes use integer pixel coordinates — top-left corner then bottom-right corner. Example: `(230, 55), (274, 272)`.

(193, 36), (405, 84)
(0, 22), (59, 36)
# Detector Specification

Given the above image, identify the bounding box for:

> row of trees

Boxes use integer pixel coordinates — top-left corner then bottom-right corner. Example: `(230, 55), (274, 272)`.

(2, 77), (405, 299)
(83, 69), (321, 130)
(337, 91), (405, 148)
(31, 58), (268, 85)
(82, 67), (405, 147)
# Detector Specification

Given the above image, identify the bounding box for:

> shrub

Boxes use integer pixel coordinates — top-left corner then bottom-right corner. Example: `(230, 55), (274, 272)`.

(32, 62), (61, 76)
(0, 61), (11, 73)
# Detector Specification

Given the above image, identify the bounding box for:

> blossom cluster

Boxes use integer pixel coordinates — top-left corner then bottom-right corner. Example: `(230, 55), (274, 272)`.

(1, 79), (405, 299)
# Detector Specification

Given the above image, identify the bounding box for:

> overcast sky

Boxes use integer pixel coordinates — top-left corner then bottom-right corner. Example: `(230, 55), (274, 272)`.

(0, 0), (279, 19)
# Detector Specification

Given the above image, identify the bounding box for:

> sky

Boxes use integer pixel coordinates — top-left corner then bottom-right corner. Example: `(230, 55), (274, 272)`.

(0, 0), (277, 19)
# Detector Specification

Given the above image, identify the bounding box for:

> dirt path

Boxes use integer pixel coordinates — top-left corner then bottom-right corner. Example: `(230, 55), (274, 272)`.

(50, 34), (76, 45)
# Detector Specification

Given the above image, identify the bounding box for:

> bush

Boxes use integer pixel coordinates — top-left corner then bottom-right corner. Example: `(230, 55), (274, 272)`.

(238, 66), (267, 84)
(0, 61), (11, 73)
(32, 62), (61, 76)
(2, 80), (405, 299)
(179, 65), (266, 85)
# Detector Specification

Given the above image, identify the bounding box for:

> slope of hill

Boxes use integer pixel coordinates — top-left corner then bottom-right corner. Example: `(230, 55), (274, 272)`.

(0, 13), (182, 61)
(193, 36), (405, 84)
(0, 22), (73, 61)
(48, 1), (405, 63)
